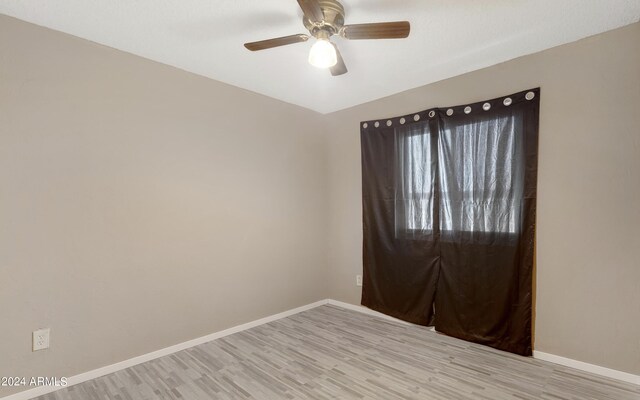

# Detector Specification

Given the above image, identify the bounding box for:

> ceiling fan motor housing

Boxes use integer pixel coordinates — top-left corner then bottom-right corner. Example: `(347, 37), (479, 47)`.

(303, 0), (345, 37)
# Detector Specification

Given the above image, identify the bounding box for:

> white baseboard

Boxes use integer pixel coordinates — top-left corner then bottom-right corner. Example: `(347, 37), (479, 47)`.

(1, 300), (329, 400)
(533, 351), (640, 385)
(3, 299), (638, 399)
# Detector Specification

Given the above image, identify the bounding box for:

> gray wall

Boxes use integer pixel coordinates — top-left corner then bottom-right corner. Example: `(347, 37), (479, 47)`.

(0, 15), (327, 397)
(324, 22), (640, 375)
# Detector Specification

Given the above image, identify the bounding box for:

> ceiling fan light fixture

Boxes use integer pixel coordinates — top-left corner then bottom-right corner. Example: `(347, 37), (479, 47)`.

(308, 38), (337, 68)
(244, 0), (411, 76)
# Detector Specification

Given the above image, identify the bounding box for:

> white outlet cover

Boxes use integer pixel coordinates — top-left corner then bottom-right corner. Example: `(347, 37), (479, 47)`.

(356, 275), (363, 287)
(33, 328), (50, 351)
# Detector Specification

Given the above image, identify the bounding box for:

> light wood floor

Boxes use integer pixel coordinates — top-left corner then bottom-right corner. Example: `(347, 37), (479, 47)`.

(35, 305), (640, 400)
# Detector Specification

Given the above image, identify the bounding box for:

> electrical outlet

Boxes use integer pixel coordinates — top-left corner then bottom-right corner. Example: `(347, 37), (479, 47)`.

(356, 274), (363, 287)
(33, 328), (50, 351)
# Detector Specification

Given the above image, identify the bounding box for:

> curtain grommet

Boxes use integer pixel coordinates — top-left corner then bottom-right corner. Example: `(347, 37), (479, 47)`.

(446, 109), (454, 116)
(413, 114), (420, 121)
(464, 106), (472, 114)
(503, 97), (513, 106)
(362, 122), (368, 128)
(400, 117), (406, 125)
(428, 110), (436, 118)
(483, 102), (491, 111)
(525, 91), (535, 100)
(386, 120), (393, 127)
(374, 121), (380, 128)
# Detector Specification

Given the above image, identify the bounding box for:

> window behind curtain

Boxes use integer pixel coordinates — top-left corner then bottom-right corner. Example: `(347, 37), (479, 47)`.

(395, 112), (524, 241)
(439, 113), (524, 240)
(394, 122), (435, 238)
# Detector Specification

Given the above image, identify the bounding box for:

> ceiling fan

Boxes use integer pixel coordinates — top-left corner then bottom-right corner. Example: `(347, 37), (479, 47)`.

(244, 0), (410, 76)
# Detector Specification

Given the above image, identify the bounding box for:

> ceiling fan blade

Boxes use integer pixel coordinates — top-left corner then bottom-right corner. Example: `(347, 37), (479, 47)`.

(330, 44), (347, 76)
(244, 34), (310, 51)
(342, 21), (410, 40)
(297, 0), (324, 23)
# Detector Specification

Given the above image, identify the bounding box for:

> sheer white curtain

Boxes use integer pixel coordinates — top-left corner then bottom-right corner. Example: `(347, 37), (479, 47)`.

(394, 122), (436, 238)
(395, 113), (525, 242)
(438, 114), (525, 240)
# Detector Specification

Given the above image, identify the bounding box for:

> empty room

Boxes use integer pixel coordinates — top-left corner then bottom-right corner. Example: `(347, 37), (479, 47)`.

(1, 1), (639, 399)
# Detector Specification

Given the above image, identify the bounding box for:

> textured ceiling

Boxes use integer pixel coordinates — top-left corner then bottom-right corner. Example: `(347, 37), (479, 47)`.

(1, 0), (639, 114)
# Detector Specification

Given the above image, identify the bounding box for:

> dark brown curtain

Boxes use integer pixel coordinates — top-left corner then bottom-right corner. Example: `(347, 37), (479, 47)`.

(360, 89), (539, 356)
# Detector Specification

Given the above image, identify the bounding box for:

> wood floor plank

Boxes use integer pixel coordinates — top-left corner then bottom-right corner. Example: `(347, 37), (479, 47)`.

(32, 305), (640, 399)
